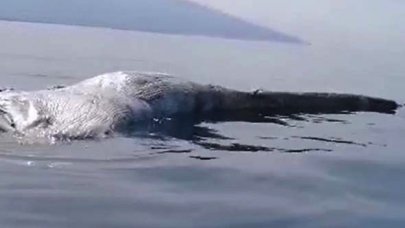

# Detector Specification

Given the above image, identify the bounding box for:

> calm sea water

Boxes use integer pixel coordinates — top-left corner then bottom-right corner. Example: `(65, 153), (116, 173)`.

(0, 21), (405, 227)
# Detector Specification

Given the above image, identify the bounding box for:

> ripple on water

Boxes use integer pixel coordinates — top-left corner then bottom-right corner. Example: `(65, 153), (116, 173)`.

(0, 110), (402, 171)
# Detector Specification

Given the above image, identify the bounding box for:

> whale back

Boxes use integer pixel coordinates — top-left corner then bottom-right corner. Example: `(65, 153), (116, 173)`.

(68, 71), (215, 116)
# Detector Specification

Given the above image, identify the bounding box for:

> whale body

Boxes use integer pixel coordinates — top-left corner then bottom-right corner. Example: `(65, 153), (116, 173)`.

(0, 71), (399, 139)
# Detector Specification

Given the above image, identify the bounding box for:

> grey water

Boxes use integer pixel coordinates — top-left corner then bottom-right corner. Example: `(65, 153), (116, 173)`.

(0, 20), (405, 228)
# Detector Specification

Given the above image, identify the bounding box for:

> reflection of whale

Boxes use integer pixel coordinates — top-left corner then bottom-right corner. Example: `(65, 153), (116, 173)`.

(0, 71), (399, 139)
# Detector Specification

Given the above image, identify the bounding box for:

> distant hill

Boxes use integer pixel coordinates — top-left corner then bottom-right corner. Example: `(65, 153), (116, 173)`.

(0, 0), (302, 43)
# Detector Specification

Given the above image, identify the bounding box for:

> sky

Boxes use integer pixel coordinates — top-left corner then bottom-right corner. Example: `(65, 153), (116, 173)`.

(189, 0), (405, 45)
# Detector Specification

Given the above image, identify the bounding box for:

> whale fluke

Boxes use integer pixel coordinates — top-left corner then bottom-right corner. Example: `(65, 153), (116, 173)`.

(0, 71), (400, 139)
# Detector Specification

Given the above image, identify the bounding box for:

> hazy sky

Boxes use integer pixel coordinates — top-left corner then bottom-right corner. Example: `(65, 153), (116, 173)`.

(189, 0), (405, 45)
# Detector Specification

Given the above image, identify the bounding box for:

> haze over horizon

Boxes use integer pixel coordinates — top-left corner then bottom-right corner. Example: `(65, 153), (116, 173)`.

(190, 0), (405, 46)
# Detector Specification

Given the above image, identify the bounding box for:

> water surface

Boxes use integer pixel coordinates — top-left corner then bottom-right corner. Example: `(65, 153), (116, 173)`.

(0, 21), (405, 227)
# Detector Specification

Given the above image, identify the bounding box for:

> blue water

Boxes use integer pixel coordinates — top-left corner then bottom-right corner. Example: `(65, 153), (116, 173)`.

(0, 21), (405, 227)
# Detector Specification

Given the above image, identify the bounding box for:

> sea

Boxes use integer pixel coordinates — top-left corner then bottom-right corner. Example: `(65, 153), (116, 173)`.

(0, 20), (404, 227)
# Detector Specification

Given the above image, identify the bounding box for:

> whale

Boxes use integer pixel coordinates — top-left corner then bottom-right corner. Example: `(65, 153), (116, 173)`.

(0, 71), (399, 140)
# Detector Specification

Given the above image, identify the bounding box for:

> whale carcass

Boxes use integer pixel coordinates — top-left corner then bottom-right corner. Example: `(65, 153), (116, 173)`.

(0, 71), (399, 139)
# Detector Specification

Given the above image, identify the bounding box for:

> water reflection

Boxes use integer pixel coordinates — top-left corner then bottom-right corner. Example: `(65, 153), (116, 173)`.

(294, 136), (368, 147)
(131, 111), (376, 154)
(0, 107), (396, 169)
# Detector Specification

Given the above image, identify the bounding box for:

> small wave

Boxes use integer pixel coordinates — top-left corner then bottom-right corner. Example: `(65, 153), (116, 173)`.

(293, 136), (368, 147)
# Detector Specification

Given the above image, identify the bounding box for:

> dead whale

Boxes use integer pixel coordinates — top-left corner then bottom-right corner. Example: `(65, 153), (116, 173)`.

(0, 71), (399, 139)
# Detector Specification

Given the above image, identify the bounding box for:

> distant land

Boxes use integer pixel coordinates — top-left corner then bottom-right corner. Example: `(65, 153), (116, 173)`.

(0, 0), (302, 43)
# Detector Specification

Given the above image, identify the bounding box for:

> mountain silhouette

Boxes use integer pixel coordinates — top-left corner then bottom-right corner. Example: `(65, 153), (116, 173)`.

(0, 0), (302, 43)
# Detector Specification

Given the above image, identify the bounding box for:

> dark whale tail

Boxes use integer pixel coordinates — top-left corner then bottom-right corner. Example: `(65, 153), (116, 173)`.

(200, 88), (399, 115)
(250, 91), (398, 114)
